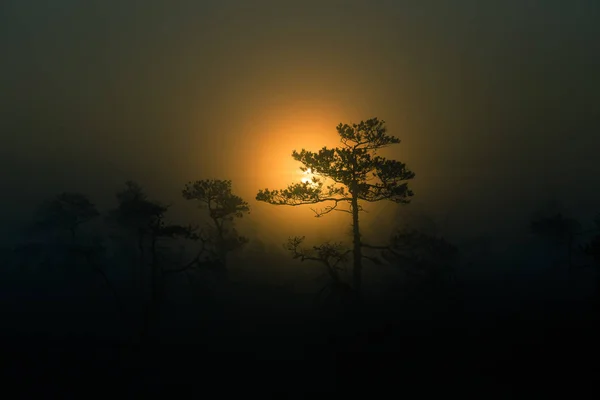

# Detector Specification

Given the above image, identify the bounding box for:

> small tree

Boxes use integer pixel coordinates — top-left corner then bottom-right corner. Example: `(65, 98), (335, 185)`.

(182, 179), (250, 273)
(531, 213), (581, 243)
(108, 181), (169, 289)
(33, 192), (100, 239)
(530, 212), (583, 268)
(285, 236), (353, 306)
(107, 181), (200, 338)
(256, 118), (415, 300)
(29, 192), (122, 313)
(379, 228), (458, 295)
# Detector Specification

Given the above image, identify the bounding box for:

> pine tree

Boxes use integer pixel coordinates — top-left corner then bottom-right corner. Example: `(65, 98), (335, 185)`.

(257, 118), (415, 300)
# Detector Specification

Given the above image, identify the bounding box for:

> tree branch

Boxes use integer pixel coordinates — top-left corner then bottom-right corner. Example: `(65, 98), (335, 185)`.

(162, 236), (208, 275)
(285, 236), (350, 280)
(309, 199), (354, 217)
(361, 242), (417, 265)
(361, 254), (384, 265)
(361, 243), (389, 250)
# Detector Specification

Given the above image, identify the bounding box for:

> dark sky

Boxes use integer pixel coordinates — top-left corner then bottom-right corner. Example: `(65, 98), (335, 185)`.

(1, 0), (599, 243)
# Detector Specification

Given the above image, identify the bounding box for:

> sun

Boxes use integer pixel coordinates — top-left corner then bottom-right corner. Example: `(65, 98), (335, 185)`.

(300, 168), (318, 186)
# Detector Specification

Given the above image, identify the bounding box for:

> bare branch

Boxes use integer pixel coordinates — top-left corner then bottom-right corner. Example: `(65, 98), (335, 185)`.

(162, 252), (201, 275)
(162, 235), (209, 275)
(285, 236), (350, 280)
(361, 254), (384, 265)
(309, 199), (353, 217)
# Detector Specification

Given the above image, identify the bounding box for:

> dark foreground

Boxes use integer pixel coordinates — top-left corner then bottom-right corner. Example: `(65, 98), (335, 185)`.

(2, 292), (599, 398)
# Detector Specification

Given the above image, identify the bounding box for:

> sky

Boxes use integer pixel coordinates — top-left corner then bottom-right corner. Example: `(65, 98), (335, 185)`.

(1, 0), (599, 245)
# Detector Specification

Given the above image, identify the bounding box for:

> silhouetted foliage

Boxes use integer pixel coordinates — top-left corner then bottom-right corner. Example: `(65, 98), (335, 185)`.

(33, 192), (100, 239)
(8, 174), (599, 396)
(529, 212), (600, 269)
(381, 228), (458, 279)
(182, 179), (250, 271)
(108, 181), (170, 237)
(530, 213), (581, 243)
(108, 181), (198, 260)
(106, 181), (206, 337)
(285, 236), (354, 306)
(27, 192), (122, 314)
(257, 118), (415, 300)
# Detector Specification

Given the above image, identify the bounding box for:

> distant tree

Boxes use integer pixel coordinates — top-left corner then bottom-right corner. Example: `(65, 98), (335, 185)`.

(33, 192), (100, 239)
(29, 192), (122, 313)
(530, 209), (600, 273)
(256, 118), (415, 301)
(108, 181), (166, 258)
(285, 236), (354, 307)
(108, 181), (199, 271)
(107, 181), (202, 337)
(530, 212), (582, 268)
(379, 228), (458, 287)
(182, 179), (250, 275)
(108, 181), (166, 291)
(530, 213), (581, 244)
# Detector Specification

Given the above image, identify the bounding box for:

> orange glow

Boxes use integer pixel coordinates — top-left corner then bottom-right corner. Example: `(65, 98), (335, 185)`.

(215, 104), (350, 243)
(229, 101), (344, 192)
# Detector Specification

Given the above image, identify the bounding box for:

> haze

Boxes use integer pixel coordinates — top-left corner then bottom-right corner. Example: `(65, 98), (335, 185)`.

(1, 0), (598, 241)
(1, 1), (599, 394)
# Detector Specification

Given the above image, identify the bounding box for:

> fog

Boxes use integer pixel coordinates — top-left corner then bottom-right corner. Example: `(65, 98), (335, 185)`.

(1, 0), (599, 395)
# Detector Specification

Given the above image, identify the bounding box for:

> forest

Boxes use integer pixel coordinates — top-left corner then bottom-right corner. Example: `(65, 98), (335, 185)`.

(2, 118), (599, 395)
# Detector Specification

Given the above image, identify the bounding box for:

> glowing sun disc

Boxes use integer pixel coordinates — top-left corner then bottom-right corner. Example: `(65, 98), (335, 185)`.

(300, 168), (313, 184)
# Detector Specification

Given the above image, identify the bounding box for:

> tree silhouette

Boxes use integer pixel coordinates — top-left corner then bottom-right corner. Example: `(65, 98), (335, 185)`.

(379, 228), (458, 290)
(182, 179), (250, 274)
(33, 192), (100, 239)
(530, 212), (583, 268)
(531, 213), (581, 243)
(256, 118), (415, 300)
(107, 181), (200, 338)
(108, 181), (168, 292)
(285, 236), (354, 307)
(29, 192), (122, 314)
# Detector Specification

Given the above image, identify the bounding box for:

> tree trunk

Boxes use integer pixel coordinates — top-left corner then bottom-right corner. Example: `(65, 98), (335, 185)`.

(86, 254), (124, 316)
(138, 231), (145, 295)
(150, 234), (158, 312)
(351, 193), (362, 303)
(213, 216), (229, 275)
